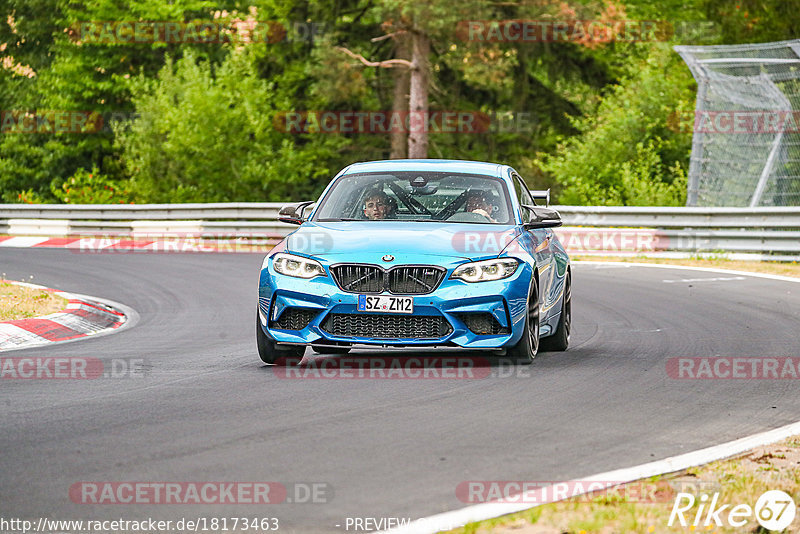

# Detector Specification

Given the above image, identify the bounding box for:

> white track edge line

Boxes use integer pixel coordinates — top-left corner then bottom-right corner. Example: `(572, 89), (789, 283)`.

(382, 261), (800, 534)
(382, 420), (800, 534)
(571, 260), (800, 283)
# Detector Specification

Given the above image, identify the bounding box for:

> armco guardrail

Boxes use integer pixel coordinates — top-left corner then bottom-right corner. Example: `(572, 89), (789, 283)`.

(0, 202), (285, 220)
(1, 203), (798, 259)
(0, 203), (292, 236)
(556, 206), (800, 229)
(554, 206), (800, 259)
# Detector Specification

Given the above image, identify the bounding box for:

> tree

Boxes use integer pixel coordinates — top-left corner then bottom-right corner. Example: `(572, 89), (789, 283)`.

(536, 45), (694, 205)
(0, 0), (232, 202)
(335, 0), (504, 159)
(116, 49), (345, 202)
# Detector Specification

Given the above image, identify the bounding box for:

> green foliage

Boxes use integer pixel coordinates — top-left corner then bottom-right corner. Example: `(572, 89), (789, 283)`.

(115, 50), (344, 202)
(0, 0), (236, 203)
(537, 45), (694, 205)
(701, 0), (800, 43)
(616, 140), (688, 205)
(14, 189), (46, 203)
(0, 0), (792, 206)
(51, 166), (133, 204)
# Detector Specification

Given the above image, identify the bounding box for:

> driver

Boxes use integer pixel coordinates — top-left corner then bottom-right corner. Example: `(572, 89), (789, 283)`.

(363, 191), (396, 220)
(465, 190), (497, 222)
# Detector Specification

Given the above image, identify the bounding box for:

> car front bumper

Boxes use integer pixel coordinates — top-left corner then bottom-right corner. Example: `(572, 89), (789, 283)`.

(258, 259), (533, 349)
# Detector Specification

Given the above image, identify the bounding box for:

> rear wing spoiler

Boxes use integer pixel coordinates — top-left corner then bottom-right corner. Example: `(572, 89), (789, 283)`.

(529, 189), (550, 207)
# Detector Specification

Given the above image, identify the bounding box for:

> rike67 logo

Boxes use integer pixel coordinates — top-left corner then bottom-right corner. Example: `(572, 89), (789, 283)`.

(669, 490), (796, 531)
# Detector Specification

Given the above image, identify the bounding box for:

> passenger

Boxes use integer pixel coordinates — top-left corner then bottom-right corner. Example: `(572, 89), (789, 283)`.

(363, 191), (395, 220)
(465, 190), (497, 222)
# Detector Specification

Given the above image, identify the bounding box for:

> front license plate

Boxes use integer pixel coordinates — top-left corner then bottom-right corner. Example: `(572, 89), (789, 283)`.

(357, 295), (413, 314)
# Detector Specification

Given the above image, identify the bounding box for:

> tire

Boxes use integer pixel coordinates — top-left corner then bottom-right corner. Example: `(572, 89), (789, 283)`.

(311, 345), (351, 355)
(540, 270), (571, 352)
(256, 311), (305, 365)
(507, 275), (540, 365)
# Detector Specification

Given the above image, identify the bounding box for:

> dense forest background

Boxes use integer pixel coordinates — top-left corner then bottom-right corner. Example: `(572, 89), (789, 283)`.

(1, 0), (798, 205)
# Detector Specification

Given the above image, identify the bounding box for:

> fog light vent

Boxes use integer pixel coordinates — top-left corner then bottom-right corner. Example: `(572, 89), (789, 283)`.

(457, 313), (509, 335)
(273, 308), (318, 330)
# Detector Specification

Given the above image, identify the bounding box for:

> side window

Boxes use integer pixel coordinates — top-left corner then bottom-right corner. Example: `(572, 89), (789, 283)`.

(511, 172), (535, 222)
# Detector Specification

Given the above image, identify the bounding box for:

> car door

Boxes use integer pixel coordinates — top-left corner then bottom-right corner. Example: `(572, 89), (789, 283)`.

(510, 171), (557, 315)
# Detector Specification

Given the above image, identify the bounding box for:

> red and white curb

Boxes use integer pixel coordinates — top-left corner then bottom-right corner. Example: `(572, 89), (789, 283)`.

(0, 280), (138, 352)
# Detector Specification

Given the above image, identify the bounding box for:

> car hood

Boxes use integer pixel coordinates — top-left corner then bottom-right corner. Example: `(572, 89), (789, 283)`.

(284, 221), (520, 262)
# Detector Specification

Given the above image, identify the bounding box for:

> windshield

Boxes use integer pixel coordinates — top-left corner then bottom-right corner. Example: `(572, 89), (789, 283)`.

(313, 171), (514, 224)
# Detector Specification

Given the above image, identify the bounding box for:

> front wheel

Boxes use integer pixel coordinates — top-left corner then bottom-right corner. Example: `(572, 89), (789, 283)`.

(507, 276), (540, 365)
(256, 312), (305, 365)
(540, 270), (570, 352)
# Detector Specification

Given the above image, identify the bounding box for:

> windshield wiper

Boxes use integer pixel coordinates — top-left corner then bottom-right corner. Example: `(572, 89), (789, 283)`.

(316, 218), (363, 222)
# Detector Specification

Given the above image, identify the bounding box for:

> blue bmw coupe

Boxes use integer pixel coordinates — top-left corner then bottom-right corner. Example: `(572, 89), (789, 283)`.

(257, 159), (571, 364)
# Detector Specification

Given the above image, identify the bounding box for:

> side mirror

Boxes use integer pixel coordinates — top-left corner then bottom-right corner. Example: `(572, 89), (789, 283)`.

(523, 206), (562, 229)
(278, 201), (315, 225)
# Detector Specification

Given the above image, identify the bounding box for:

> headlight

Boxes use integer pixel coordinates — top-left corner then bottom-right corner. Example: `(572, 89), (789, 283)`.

(272, 253), (326, 279)
(450, 258), (519, 283)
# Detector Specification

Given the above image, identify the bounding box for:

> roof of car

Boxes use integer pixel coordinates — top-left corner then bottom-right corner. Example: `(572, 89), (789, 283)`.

(343, 159), (504, 176)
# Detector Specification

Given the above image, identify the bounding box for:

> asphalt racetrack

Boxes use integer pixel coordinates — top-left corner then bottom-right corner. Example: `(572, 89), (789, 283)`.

(1, 248), (799, 533)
